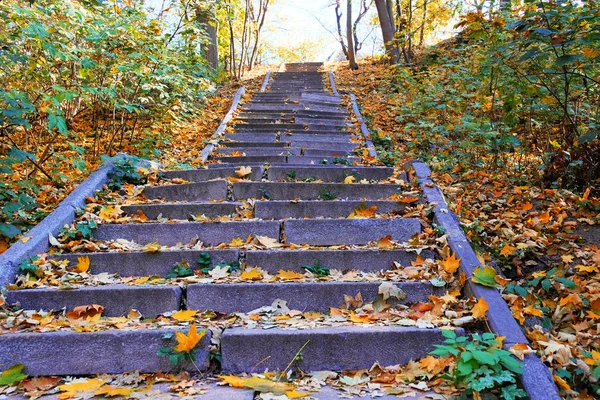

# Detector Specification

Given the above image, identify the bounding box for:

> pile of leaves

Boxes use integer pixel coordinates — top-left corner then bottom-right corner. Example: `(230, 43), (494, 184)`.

(331, 4), (600, 395)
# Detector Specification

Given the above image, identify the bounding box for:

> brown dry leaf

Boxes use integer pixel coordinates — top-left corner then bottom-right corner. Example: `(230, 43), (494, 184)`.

(349, 312), (372, 324)
(254, 236), (281, 248)
(65, 304), (104, 320)
(20, 376), (62, 392)
(509, 343), (535, 361)
(235, 166), (252, 177)
(136, 209), (149, 222)
(376, 235), (394, 249)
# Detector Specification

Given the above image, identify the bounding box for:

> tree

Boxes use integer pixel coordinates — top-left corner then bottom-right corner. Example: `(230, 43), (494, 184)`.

(346, 0), (359, 69)
(374, 0), (400, 63)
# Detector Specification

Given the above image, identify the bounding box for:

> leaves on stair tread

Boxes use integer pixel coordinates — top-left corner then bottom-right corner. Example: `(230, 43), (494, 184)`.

(275, 269), (305, 281)
(65, 304), (104, 320)
(240, 268), (263, 280)
(57, 379), (105, 399)
(235, 166), (252, 177)
(172, 309), (198, 322)
(144, 242), (162, 253)
(74, 255), (90, 273)
(440, 253), (461, 274)
(471, 297), (489, 319)
(348, 202), (377, 218)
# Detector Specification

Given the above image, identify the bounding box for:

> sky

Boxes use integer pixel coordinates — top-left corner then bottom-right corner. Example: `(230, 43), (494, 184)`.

(144, 0), (384, 63)
(262, 0), (383, 63)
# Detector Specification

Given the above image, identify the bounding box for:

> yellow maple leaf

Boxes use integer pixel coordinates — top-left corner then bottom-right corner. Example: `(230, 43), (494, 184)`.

(58, 379), (105, 399)
(172, 309), (198, 321)
(441, 253), (461, 274)
(509, 343), (535, 361)
(285, 390), (309, 398)
(276, 270), (305, 281)
(94, 385), (133, 397)
(230, 237), (245, 246)
(218, 375), (246, 388)
(553, 375), (571, 392)
(235, 166), (252, 177)
(144, 242), (162, 253)
(561, 254), (574, 264)
(74, 256), (90, 273)
(343, 175), (356, 184)
(240, 269), (263, 280)
(174, 323), (205, 353)
(471, 297), (488, 319)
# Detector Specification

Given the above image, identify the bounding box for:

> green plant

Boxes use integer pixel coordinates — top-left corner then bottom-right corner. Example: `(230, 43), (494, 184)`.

(430, 330), (526, 400)
(286, 170), (296, 181)
(196, 252), (239, 274)
(18, 257), (42, 280)
(105, 156), (147, 190)
(319, 191), (337, 200)
(166, 260), (195, 279)
(302, 260), (330, 277)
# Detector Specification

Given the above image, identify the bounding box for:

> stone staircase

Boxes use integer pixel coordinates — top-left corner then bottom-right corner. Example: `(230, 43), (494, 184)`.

(0, 62), (559, 399)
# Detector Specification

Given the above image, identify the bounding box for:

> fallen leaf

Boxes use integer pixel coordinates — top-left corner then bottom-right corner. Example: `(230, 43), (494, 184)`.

(74, 256), (90, 273)
(175, 323), (205, 353)
(144, 242), (162, 253)
(240, 269), (263, 280)
(472, 265), (500, 288)
(20, 236), (32, 243)
(208, 265), (230, 279)
(230, 237), (245, 246)
(0, 364), (27, 386)
(509, 343), (535, 361)
(471, 297), (488, 319)
(378, 282), (406, 300)
(376, 235), (394, 249)
(235, 166), (252, 177)
(276, 270), (305, 281)
(440, 253), (461, 274)
(343, 175), (356, 184)
(172, 309), (198, 321)
(58, 379), (105, 399)
(94, 385), (133, 397)
(348, 202), (377, 218)
(65, 304), (104, 320)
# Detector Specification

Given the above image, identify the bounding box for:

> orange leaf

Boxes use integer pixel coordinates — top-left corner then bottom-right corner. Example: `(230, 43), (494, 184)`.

(349, 312), (372, 323)
(172, 309), (198, 321)
(419, 355), (441, 373)
(523, 305), (543, 317)
(440, 253), (461, 274)
(65, 304), (104, 320)
(376, 235), (394, 249)
(500, 244), (517, 257)
(471, 297), (488, 319)
(74, 256), (90, 273)
(174, 323), (205, 353)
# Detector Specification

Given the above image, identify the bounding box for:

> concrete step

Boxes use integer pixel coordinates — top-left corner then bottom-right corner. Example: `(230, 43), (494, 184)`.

(286, 156), (361, 165)
(216, 147), (301, 156)
(0, 328), (210, 375)
(232, 123), (306, 131)
(93, 220), (280, 246)
(267, 166), (394, 182)
(53, 249), (240, 277)
(223, 133), (277, 142)
(233, 182), (402, 200)
(214, 155), (287, 164)
(7, 285), (181, 317)
(302, 149), (353, 157)
(284, 134), (354, 142)
(254, 200), (407, 219)
(285, 218), (421, 245)
(187, 281), (437, 313)
(220, 141), (290, 148)
(221, 326), (463, 373)
(144, 180), (228, 202)
(246, 249), (434, 273)
(122, 202), (242, 220)
(161, 166), (264, 182)
(290, 141), (358, 151)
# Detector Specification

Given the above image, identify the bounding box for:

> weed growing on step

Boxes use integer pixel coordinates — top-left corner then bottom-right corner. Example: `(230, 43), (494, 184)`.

(319, 191), (337, 200)
(429, 330), (526, 400)
(165, 260), (195, 279)
(302, 260), (330, 277)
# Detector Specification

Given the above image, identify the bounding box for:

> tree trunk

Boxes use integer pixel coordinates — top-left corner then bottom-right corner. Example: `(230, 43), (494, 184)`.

(419, 0), (427, 47)
(196, 6), (219, 69)
(347, 0), (359, 69)
(335, 0), (349, 58)
(374, 0), (399, 63)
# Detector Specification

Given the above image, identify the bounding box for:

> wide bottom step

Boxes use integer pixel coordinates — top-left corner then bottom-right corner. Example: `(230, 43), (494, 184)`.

(221, 326), (463, 373)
